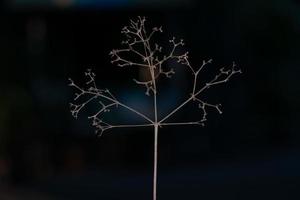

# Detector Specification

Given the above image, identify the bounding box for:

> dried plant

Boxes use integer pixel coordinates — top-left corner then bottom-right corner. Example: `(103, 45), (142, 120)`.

(69, 16), (241, 200)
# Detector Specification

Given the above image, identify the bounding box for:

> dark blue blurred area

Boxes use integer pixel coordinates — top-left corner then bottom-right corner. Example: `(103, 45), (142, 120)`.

(1, 0), (300, 199)
(5, 0), (194, 10)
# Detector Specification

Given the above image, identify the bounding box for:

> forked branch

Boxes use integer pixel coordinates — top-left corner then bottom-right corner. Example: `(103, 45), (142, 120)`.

(69, 68), (154, 135)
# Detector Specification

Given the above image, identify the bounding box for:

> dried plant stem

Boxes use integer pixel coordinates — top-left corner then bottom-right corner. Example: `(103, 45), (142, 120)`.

(110, 124), (153, 128)
(153, 124), (158, 200)
(88, 91), (154, 124)
(159, 97), (192, 124)
(69, 17), (241, 200)
(140, 18), (159, 200)
(149, 40), (159, 200)
(151, 60), (159, 200)
(160, 122), (203, 126)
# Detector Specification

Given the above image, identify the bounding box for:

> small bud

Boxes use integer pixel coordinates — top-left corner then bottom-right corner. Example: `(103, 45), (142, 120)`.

(159, 26), (163, 32)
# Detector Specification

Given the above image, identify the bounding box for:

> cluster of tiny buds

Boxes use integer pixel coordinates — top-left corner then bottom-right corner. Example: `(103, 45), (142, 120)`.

(169, 37), (185, 46)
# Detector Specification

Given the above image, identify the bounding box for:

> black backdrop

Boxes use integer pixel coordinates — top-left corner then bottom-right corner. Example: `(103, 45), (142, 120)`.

(0, 0), (300, 199)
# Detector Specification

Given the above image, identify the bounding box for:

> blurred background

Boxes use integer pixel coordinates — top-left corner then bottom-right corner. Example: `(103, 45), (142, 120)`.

(1, 0), (300, 199)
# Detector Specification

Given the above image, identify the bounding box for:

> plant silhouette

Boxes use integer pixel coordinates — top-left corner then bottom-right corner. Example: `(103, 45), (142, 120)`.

(69, 16), (241, 200)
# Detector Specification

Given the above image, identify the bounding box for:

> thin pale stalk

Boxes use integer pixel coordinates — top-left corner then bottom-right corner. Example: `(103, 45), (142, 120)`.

(87, 91), (153, 124)
(160, 122), (202, 126)
(192, 73), (198, 95)
(153, 124), (158, 200)
(144, 33), (159, 200)
(111, 124), (154, 128)
(159, 96), (193, 124)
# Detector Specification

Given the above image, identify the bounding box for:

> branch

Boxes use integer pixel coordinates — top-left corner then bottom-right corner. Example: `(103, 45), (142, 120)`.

(159, 61), (242, 124)
(194, 62), (242, 96)
(160, 121), (204, 127)
(69, 69), (154, 135)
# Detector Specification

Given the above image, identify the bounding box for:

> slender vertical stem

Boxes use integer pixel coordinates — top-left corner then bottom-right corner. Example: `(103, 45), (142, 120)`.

(151, 60), (158, 200)
(146, 37), (158, 200)
(151, 58), (158, 200)
(151, 66), (158, 200)
(153, 124), (158, 200)
(139, 21), (159, 200)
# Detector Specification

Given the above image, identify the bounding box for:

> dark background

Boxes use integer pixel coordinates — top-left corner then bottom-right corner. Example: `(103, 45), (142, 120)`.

(0, 0), (300, 199)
